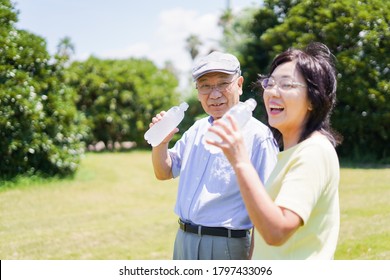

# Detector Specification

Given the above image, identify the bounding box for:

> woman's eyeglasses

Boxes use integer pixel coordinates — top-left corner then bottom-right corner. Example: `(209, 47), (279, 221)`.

(261, 77), (306, 91)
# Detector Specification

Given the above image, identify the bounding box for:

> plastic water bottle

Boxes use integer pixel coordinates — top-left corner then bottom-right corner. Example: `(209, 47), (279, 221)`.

(144, 102), (189, 147)
(203, 98), (257, 154)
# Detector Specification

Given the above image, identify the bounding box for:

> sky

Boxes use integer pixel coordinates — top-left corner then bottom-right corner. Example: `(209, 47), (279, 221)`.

(13, 0), (261, 89)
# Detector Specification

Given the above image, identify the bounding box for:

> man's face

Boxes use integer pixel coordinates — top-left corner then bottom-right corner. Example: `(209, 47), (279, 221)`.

(196, 72), (243, 120)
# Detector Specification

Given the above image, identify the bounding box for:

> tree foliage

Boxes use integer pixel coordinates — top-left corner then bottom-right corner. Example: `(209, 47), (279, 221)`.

(0, 0), (88, 179)
(66, 57), (179, 148)
(224, 0), (390, 162)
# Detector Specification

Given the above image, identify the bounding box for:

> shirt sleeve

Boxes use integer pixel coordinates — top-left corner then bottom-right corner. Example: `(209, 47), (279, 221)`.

(169, 138), (184, 178)
(251, 136), (279, 184)
(169, 125), (193, 178)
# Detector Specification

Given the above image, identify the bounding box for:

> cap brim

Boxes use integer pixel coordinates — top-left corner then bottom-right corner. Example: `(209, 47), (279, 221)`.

(193, 69), (239, 81)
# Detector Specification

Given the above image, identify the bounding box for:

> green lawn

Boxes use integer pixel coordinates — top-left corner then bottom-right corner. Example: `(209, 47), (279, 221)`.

(335, 168), (390, 259)
(0, 151), (389, 259)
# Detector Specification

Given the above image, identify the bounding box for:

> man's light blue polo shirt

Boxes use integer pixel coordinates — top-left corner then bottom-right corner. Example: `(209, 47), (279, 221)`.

(169, 116), (278, 230)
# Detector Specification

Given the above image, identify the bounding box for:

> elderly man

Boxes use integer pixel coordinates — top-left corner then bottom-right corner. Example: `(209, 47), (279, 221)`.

(149, 51), (278, 260)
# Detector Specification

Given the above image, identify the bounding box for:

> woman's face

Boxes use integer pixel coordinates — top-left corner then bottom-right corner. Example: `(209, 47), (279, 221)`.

(263, 60), (312, 144)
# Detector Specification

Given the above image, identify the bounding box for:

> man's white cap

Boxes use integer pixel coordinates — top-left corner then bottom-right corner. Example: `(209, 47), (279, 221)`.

(192, 51), (241, 81)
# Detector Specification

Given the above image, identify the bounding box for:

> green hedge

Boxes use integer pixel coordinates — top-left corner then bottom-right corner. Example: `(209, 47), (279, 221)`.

(0, 1), (87, 179)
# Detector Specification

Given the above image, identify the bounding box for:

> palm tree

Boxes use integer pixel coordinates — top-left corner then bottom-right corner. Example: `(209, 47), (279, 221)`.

(56, 36), (75, 62)
(185, 34), (202, 61)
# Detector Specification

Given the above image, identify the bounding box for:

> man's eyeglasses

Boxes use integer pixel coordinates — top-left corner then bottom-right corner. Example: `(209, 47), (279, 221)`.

(196, 76), (239, 95)
(261, 77), (307, 91)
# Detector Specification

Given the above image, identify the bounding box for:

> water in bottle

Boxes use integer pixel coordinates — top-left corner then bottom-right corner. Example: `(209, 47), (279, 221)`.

(203, 98), (257, 154)
(144, 102), (189, 147)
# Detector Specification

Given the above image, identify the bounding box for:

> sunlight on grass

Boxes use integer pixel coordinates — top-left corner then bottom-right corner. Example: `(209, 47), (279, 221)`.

(0, 152), (389, 259)
(0, 151), (178, 259)
(335, 168), (390, 259)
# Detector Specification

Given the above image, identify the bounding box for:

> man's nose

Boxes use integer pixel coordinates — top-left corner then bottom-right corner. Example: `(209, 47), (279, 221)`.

(209, 86), (223, 98)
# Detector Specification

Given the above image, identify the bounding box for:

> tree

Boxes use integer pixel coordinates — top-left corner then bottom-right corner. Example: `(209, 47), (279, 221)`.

(0, 0), (87, 180)
(185, 34), (202, 60)
(56, 36), (75, 64)
(67, 57), (179, 148)
(223, 0), (390, 162)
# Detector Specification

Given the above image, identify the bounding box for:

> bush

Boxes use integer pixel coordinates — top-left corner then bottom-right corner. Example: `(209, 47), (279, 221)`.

(0, 1), (87, 179)
(67, 57), (179, 148)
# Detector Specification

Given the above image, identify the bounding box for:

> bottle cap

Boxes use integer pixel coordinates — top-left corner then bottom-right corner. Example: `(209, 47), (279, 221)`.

(245, 98), (257, 111)
(179, 102), (189, 111)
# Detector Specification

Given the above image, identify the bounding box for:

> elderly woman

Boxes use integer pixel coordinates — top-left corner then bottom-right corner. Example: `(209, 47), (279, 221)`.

(207, 42), (342, 259)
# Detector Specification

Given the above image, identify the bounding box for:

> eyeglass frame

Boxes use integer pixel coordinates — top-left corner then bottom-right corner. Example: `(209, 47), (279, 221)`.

(196, 74), (240, 95)
(260, 77), (307, 91)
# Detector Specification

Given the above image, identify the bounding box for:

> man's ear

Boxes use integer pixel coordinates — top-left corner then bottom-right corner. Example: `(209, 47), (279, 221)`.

(238, 76), (244, 87)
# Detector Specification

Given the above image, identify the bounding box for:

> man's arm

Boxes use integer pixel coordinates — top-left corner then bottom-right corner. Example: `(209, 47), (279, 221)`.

(148, 111), (179, 180)
(152, 142), (173, 180)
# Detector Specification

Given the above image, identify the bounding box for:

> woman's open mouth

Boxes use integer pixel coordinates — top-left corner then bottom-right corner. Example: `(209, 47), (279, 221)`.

(269, 104), (284, 114)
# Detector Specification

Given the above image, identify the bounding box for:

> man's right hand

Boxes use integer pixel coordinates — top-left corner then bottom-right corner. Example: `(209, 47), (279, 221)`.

(149, 111), (179, 146)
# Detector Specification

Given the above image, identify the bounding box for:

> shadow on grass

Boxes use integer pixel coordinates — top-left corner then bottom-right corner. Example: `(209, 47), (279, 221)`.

(0, 174), (69, 190)
(340, 159), (390, 169)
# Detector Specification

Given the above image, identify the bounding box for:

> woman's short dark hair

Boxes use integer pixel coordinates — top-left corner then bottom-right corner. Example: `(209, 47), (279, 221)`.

(259, 42), (342, 148)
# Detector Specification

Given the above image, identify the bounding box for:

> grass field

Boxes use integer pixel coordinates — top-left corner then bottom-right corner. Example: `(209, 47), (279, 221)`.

(0, 151), (389, 260)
